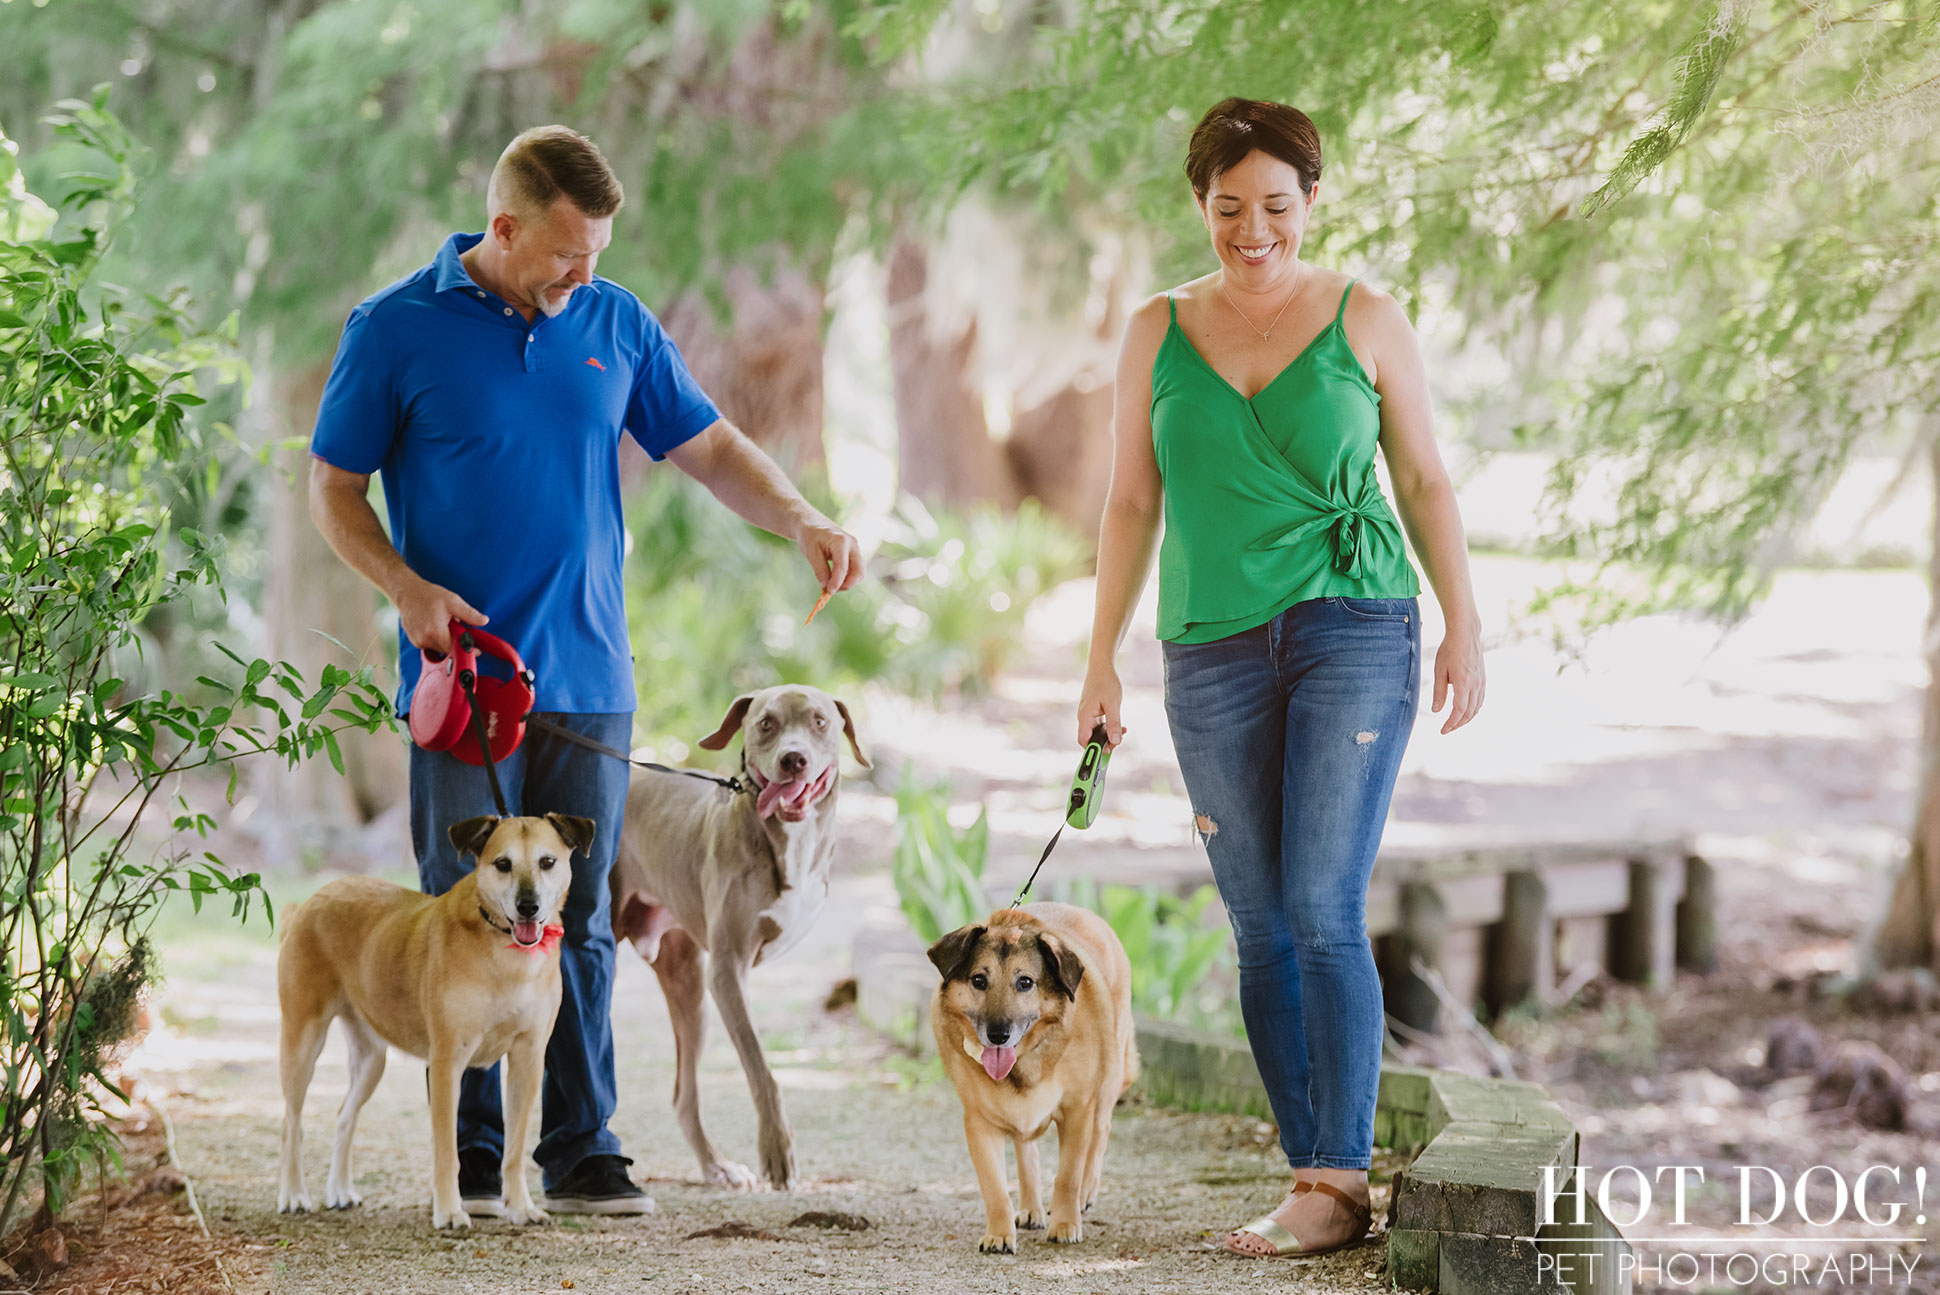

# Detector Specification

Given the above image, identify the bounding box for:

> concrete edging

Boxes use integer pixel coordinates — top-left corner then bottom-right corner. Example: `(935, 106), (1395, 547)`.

(1132, 1019), (1634, 1295)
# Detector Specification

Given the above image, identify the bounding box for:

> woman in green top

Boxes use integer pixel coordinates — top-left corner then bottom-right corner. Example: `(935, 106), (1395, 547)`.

(1077, 98), (1485, 1258)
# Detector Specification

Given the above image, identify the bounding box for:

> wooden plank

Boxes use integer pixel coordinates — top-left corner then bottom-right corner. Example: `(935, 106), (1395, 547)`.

(1542, 861), (1631, 918)
(1676, 853), (1717, 973)
(1375, 837), (1693, 886)
(1382, 881), (1447, 1035)
(1487, 870), (1552, 1016)
(1610, 857), (1679, 988)
(1440, 925), (1486, 1017)
(1554, 916), (1606, 981)
(1367, 880), (1401, 938)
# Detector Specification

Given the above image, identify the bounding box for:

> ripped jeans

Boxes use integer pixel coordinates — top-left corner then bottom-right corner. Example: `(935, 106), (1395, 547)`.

(1162, 596), (1419, 1169)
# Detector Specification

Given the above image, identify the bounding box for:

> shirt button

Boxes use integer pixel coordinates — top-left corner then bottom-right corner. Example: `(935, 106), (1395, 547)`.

(502, 307), (513, 316)
(476, 290), (485, 298)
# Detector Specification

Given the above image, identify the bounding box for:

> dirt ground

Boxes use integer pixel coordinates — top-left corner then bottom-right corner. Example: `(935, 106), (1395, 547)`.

(45, 554), (1940, 1294)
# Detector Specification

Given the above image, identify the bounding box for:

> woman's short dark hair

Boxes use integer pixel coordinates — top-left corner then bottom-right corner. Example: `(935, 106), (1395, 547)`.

(1184, 98), (1323, 202)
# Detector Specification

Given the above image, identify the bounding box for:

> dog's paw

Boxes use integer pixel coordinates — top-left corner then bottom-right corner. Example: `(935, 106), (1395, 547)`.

(506, 1201), (550, 1226)
(703, 1159), (759, 1191)
(276, 1191), (312, 1215)
(978, 1231), (1018, 1255)
(431, 1204), (474, 1230)
(1047, 1218), (1083, 1244)
(1015, 1208), (1047, 1231)
(324, 1189), (361, 1210)
(758, 1125), (796, 1191)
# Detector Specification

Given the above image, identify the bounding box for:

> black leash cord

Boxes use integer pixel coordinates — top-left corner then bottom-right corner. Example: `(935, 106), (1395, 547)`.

(459, 668), (510, 817)
(526, 714), (748, 795)
(1010, 788), (1084, 908)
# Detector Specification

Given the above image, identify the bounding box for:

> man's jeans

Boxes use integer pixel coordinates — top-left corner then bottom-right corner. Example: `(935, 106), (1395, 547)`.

(409, 711), (631, 1188)
(1161, 597), (1420, 1169)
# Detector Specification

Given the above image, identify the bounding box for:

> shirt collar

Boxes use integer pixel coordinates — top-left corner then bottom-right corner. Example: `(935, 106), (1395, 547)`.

(433, 232), (486, 294)
(431, 231), (604, 313)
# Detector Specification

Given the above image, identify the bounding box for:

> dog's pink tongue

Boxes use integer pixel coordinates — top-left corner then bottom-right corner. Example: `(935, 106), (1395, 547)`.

(981, 1045), (1017, 1082)
(513, 919), (541, 946)
(757, 779), (808, 818)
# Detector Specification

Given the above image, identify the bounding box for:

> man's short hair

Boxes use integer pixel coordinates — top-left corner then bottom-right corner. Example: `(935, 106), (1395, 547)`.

(488, 126), (624, 221)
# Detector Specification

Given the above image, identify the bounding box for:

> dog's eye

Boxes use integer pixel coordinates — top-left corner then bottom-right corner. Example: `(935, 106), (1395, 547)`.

(494, 858), (512, 873)
(759, 716), (777, 732)
(1016, 975), (1035, 993)
(538, 856), (556, 870)
(970, 973), (988, 990)
(813, 714), (827, 728)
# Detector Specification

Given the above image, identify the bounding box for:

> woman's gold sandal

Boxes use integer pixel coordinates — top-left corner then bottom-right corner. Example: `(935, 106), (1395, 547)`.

(1223, 1180), (1374, 1258)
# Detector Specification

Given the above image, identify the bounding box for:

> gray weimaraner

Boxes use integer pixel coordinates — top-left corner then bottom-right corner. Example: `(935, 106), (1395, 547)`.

(610, 684), (867, 1189)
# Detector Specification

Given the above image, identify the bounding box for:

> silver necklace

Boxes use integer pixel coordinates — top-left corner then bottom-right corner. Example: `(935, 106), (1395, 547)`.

(1219, 265), (1306, 340)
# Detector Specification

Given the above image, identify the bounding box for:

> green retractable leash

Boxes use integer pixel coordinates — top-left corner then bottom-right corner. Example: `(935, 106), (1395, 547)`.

(1010, 723), (1113, 907)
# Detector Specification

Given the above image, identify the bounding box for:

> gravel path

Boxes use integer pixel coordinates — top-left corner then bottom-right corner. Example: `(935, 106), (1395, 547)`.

(137, 872), (1392, 1295)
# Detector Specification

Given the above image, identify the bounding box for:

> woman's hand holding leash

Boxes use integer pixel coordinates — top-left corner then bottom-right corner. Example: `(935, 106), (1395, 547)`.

(1076, 665), (1127, 750)
(1433, 615), (1485, 734)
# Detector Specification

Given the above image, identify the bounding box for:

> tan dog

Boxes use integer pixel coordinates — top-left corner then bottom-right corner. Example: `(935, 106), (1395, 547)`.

(611, 685), (866, 1190)
(275, 813), (594, 1229)
(928, 903), (1139, 1253)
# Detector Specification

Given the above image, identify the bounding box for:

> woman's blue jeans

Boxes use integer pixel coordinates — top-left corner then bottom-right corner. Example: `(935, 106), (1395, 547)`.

(1162, 596), (1420, 1169)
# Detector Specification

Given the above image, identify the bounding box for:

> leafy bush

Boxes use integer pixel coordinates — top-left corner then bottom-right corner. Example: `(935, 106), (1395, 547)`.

(889, 770), (992, 945)
(0, 96), (389, 1232)
(885, 771), (1243, 1034)
(1062, 877), (1244, 1036)
(623, 473), (1087, 764)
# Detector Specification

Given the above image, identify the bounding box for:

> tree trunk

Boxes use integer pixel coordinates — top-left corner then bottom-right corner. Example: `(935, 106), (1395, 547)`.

(885, 236), (1013, 510)
(1003, 377), (1114, 532)
(1872, 435), (1940, 972)
(1001, 255), (1128, 535)
(257, 361), (408, 867)
(658, 260), (827, 472)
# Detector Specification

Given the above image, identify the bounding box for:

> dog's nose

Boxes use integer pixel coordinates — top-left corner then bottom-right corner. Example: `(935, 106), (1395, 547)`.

(779, 750), (807, 777)
(985, 1022), (1010, 1046)
(516, 895), (540, 919)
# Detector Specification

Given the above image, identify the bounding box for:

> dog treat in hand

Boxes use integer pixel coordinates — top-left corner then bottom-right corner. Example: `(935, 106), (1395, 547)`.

(803, 588), (833, 627)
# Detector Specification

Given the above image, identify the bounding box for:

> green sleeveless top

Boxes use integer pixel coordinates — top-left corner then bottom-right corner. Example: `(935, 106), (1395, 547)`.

(1151, 280), (1420, 643)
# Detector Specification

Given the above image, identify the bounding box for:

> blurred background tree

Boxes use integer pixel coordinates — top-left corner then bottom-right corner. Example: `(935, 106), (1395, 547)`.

(863, 0), (1940, 969)
(4, 0), (1937, 971)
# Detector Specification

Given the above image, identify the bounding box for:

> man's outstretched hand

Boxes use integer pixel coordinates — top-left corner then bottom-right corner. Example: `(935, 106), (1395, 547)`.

(798, 518), (863, 595)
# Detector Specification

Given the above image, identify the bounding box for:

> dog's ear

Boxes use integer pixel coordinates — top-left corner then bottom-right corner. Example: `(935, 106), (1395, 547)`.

(544, 813), (598, 857)
(448, 815), (500, 860)
(1035, 932), (1086, 999)
(698, 694), (755, 750)
(927, 925), (986, 982)
(834, 700), (870, 769)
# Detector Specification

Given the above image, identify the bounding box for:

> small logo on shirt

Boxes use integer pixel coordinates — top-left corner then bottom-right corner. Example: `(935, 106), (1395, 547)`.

(585, 357), (606, 371)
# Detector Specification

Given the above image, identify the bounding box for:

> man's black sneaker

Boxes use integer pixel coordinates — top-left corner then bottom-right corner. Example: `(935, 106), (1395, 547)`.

(542, 1154), (655, 1216)
(457, 1146), (508, 1219)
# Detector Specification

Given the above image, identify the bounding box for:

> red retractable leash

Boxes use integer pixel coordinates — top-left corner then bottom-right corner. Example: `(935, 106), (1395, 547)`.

(408, 623), (535, 815)
(408, 619), (748, 815)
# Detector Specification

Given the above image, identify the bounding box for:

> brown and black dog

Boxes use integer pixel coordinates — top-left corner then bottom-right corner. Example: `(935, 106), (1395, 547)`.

(928, 903), (1138, 1254)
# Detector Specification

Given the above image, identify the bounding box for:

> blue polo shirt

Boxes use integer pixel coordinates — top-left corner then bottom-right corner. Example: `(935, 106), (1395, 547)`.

(310, 231), (720, 716)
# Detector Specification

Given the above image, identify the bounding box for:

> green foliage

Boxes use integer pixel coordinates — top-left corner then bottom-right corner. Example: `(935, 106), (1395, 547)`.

(0, 101), (391, 1232)
(624, 472), (1086, 762)
(0, 1), (909, 363)
(1061, 877), (1242, 1035)
(868, 0), (1940, 625)
(884, 767), (1243, 1032)
(889, 769), (991, 946)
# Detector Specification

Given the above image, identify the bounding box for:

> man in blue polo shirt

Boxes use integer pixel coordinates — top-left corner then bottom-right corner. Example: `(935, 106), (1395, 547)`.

(308, 125), (860, 1218)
